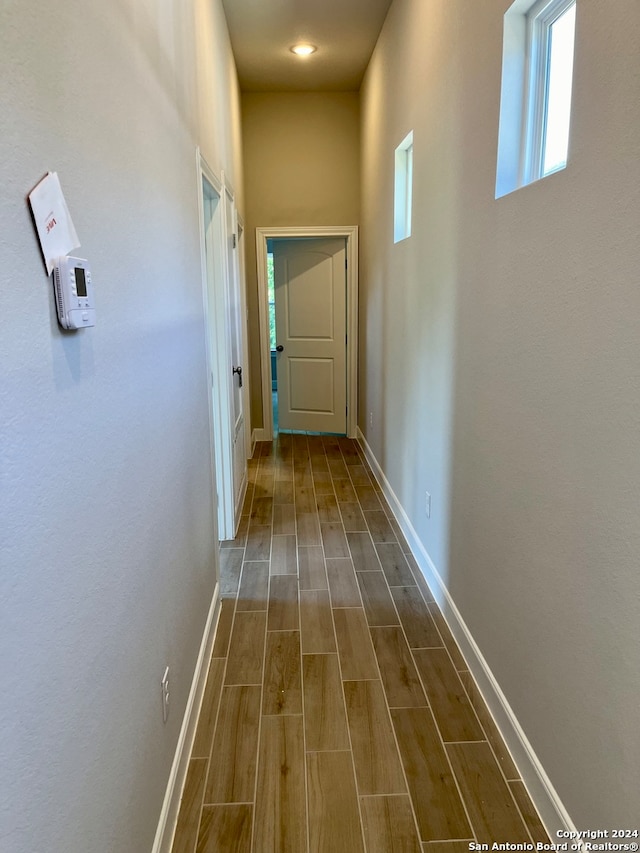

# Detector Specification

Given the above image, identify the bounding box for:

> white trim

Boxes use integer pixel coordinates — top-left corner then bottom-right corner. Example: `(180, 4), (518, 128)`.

(255, 226), (359, 440)
(356, 426), (577, 837)
(152, 586), (221, 853)
(252, 427), (267, 448)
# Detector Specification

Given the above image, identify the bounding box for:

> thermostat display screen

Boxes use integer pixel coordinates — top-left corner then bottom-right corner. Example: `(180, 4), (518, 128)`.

(74, 267), (87, 297)
(53, 255), (95, 330)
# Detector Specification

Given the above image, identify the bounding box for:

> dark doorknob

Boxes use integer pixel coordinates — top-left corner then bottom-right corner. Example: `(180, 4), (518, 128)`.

(276, 345), (284, 352)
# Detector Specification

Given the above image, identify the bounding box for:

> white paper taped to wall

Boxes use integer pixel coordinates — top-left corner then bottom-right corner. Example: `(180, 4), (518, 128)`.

(28, 172), (80, 275)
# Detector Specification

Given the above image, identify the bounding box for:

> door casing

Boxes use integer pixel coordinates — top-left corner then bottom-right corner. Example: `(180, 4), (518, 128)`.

(255, 226), (359, 440)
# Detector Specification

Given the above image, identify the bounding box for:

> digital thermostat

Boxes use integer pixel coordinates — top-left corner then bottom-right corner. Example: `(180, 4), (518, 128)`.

(53, 256), (96, 330)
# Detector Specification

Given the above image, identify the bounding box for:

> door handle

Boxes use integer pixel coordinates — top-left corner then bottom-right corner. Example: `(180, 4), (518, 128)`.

(276, 345), (284, 352)
(232, 365), (243, 387)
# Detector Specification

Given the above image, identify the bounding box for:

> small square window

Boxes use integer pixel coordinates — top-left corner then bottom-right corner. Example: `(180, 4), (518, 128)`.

(496, 0), (577, 197)
(394, 131), (413, 242)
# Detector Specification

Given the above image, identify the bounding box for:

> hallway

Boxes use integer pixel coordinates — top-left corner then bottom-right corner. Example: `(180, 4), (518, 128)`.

(171, 435), (549, 852)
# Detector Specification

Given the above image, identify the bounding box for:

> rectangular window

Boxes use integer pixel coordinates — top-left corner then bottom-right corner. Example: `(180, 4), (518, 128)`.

(394, 131), (413, 242)
(496, 0), (577, 197)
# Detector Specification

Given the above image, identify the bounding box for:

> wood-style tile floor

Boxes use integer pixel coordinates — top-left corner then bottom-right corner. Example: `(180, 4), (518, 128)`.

(171, 434), (550, 853)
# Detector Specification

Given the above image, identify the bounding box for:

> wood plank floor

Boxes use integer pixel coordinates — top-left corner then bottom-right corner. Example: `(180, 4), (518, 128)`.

(171, 434), (549, 853)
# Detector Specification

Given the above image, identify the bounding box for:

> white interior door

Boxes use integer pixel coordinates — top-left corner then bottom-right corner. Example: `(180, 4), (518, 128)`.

(201, 176), (230, 540)
(223, 190), (247, 524)
(200, 168), (247, 540)
(273, 238), (347, 434)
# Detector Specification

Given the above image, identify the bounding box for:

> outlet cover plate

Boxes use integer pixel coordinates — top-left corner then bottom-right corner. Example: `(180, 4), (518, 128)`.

(161, 666), (170, 723)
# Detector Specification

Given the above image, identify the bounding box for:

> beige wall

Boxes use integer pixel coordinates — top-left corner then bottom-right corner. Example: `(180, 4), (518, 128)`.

(241, 92), (360, 429)
(0, 1), (242, 850)
(360, 0), (640, 828)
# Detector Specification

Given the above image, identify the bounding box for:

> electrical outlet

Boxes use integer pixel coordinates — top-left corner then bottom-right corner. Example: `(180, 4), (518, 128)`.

(369, 411), (373, 427)
(161, 666), (170, 724)
(425, 492), (431, 519)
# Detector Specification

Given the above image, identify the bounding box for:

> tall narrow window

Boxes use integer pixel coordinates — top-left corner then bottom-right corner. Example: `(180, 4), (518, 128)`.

(394, 131), (413, 243)
(496, 0), (577, 197)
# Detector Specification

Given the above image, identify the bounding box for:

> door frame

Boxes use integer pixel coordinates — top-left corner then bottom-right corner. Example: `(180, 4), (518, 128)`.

(255, 226), (359, 440)
(196, 149), (237, 540)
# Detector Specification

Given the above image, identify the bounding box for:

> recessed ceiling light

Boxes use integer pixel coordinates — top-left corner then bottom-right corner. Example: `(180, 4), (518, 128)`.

(290, 44), (317, 57)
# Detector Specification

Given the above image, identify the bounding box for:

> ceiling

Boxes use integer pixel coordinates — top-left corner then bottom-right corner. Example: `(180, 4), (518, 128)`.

(221, 0), (394, 92)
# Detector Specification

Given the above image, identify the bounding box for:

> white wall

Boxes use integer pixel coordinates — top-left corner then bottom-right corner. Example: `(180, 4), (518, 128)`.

(0, 1), (242, 851)
(360, 0), (640, 827)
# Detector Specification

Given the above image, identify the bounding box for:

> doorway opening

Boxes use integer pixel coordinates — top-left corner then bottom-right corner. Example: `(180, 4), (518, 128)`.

(256, 226), (359, 441)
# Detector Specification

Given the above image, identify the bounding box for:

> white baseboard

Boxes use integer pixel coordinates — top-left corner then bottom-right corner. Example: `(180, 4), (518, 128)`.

(252, 428), (268, 445)
(232, 476), (248, 539)
(152, 584), (221, 853)
(356, 428), (576, 838)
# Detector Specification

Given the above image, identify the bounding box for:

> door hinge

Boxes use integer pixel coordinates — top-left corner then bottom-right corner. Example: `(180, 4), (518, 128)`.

(345, 258), (348, 270)
(232, 233), (237, 249)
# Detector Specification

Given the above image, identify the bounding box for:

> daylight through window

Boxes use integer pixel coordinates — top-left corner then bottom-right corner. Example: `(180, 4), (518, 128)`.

(541, 2), (576, 176)
(394, 131), (413, 242)
(496, 0), (577, 197)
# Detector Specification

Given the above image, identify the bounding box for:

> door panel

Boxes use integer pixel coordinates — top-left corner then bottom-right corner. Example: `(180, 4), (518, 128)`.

(287, 260), (334, 339)
(274, 238), (346, 434)
(289, 358), (334, 413)
(224, 192), (247, 525)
